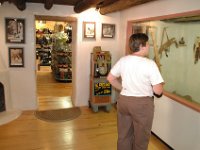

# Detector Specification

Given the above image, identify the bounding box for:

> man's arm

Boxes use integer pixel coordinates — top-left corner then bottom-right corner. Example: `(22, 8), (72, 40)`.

(107, 72), (122, 91)
(152, 83), (164, 98)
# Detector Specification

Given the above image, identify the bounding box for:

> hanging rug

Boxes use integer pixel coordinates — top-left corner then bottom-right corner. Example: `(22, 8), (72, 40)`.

(34, 107), (81, 122)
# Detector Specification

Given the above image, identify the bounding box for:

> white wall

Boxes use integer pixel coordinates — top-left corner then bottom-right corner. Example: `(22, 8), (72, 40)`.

(73, 9), (121, 106)
(0, 2), (121, 109)
(153, 96), (200, 150)
(1, 0), (200, 148)
(120, 0), (200, 149)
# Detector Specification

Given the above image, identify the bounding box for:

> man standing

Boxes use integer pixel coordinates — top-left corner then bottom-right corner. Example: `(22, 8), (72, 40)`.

(107, 33), (164, 150)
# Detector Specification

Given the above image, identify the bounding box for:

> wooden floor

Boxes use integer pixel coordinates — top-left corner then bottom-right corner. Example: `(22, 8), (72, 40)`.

(36, 66), (73, 110)
(0, 66), (171, 150)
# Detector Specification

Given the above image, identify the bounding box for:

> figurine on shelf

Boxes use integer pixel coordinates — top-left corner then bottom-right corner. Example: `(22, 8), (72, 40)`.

(179, 37), (186, 45)
(194, 42), (200, 64)
(193, 36), (200, 64)
(159, 27), (179, 57)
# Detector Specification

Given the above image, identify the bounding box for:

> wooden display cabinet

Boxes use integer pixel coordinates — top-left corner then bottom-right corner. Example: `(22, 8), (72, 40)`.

(89, 48), (112, 112)
(51, 50), (72, 82)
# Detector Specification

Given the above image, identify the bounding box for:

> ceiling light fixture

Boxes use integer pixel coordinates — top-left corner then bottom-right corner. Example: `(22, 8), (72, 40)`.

(95, 1), (103, 12)
(95, 4), (100, 11)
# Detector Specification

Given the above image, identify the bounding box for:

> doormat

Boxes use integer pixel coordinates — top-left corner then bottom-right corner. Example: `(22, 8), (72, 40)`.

(34, 107), (81, 122)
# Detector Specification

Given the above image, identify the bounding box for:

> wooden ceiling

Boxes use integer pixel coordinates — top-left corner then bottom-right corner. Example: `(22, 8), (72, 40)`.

(0, 0), (156, 15)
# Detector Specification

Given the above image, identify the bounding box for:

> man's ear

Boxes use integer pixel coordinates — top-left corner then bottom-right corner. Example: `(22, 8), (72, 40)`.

(140, 45), (145, 51)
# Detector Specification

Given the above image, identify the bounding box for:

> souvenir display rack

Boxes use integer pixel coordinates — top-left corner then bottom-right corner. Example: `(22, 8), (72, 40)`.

(51, 31), (72, 82)
(36, 28), (53, 66)
(89, 47), (112, 112)
(51, 48), (72, 82)
(51, 23), (72, 82)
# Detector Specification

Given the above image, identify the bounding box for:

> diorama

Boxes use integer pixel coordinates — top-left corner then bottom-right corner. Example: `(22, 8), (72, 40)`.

(130, 12), (200, 111)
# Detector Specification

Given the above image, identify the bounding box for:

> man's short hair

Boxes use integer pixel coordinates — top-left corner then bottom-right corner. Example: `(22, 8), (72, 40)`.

(129, 33), (149, 52)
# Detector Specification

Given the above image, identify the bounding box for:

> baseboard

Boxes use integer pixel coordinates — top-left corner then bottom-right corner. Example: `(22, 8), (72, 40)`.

(151, 132), (174, 150)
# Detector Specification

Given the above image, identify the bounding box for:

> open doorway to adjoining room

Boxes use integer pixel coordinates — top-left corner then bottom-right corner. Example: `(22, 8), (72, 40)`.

(35, 15), (77, 111)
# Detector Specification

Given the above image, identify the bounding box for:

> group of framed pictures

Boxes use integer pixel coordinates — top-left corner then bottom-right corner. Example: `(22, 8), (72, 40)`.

(83, 22), (115, 39)
(5, 20), (114, 67)
(5, 18), (25, 67)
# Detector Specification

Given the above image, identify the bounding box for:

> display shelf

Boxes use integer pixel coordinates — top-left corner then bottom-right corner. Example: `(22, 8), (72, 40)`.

(36, 47), (52, 66)
(54, 68), (72, 83)
(51, 51), (72, 82)
(36, 28), (53, 66)
(51, 30), (72, 82)
(35, 24), (73, 82)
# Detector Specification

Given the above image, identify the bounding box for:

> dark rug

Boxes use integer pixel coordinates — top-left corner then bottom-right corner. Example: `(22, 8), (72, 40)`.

(34, 107), (81, 122)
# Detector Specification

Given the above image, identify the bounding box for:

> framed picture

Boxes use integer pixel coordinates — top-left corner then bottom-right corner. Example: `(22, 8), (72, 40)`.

(5, 18), (25, 43)
(8, 47), (24, 67)
(83, 22), (96, 38)
(102, 24), (115, 38)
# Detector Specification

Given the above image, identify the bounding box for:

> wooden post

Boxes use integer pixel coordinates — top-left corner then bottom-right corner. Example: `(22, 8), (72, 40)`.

(150, 31), (161, 71)
(44, 0), (53, 10)
(74, 0), (118, 13)
(15, 0), (26, 11)
(126, 21), (133, 55)
(74, 0), (102, 13)
(100, 0), (155, 15)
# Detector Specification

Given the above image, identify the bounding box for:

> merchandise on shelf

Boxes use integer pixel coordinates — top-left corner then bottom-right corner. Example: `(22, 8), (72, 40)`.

(51, 24), (72, 82)
(51, 50), (72, 82)
(36, 28), (53, 66)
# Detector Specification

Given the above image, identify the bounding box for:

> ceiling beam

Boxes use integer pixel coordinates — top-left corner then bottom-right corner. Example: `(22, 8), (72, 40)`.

(15, 0), (26, 11)
(74, 0), (120, 13)
(74, 0), (103, 13)
(0, 0), (26, 11)
(99, 0), (156, 15)
(0, 0), (156, 13)
(44, 0), (53, 10)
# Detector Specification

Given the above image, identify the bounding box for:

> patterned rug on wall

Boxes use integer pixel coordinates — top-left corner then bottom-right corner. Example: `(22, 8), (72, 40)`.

(34, 107), (81, 122)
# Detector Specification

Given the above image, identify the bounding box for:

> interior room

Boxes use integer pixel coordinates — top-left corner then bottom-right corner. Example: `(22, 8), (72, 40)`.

(0, 0), (200, 150)
(35, 16), (74, 111)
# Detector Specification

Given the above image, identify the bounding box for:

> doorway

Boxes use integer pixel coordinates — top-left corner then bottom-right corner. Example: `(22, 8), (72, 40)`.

(35, 15), (76, 111)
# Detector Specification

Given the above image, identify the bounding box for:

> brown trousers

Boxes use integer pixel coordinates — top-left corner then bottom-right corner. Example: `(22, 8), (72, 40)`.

(117, 95), (154, 150)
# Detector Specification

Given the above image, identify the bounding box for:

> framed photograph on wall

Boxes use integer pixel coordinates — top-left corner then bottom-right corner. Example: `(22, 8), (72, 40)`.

(83, 22), (96, 38)
(5, 18), (25, 43)
(8, 47), (24, 67)
(102, 24), (115, 38)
